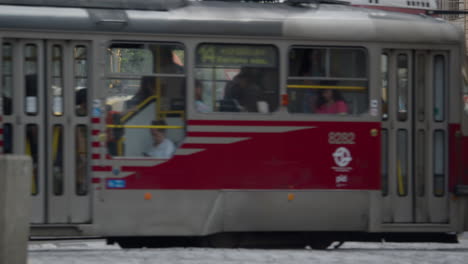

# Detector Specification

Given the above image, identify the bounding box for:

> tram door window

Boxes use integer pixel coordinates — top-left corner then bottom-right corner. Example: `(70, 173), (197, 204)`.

(105, 43), (185, 157)
(0, 39), (92, 224)
(381, 50), (449, 224)
(287, 47), (368, 115)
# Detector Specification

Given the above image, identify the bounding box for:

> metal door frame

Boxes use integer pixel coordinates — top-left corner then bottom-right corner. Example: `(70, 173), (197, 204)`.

(382, 49), (449, 224)
(1, 38), (92, 224)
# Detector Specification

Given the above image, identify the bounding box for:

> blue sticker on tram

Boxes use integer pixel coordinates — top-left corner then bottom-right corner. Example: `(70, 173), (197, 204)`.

(92, 107), (102, 117)
(107, 179), (126, 189)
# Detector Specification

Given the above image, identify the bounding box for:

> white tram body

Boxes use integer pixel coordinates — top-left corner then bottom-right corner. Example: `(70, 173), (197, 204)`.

(0, 0), (468, 248)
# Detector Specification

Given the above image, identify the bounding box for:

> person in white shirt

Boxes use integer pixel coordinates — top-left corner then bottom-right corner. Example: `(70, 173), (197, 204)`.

(195, 80), (211, 113)
(144, 120), (175, 159)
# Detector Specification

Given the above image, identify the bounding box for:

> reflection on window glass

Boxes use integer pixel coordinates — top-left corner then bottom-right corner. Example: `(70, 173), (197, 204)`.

(108, 43), (184, 74)
(106, 42), (185, 158)
(288, 47), (368, 115)
(195, 44), (279, 113)
(51, 45), (64, 116)
(75, 46), (88, 116)
(76, 125), (88, 195)
(381, 129), (388, 196)
(434, 55), (445, 122)
(52, 125), (64, 196)
(433, 130), (445, 197)
(397, 54), (409, 121)
(25, 44), (38, 115)
(416, 54), (426, 122)
(329, 49), (366, 78)
(26, 124), (39, 195)
(3, 123), (13, 154)
(2, 43), (13, 115)
(463, 67), (468, 116)
(397, 129), (408, 196)
(381, 53), (388, 120)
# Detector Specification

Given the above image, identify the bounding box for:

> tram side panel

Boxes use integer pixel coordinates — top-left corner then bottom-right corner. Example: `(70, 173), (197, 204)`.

(93, 120), (380, 236)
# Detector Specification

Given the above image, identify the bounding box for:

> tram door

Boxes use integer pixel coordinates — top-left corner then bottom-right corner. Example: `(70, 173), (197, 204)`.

(381, 50), (449, 223)
(1, 39), (91, 224)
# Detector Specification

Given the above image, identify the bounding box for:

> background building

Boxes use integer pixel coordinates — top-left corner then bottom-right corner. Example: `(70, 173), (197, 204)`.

(439, 0), (468, 53)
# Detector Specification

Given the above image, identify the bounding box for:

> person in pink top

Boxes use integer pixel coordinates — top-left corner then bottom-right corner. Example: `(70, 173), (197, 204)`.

(315, 89), (348, 114)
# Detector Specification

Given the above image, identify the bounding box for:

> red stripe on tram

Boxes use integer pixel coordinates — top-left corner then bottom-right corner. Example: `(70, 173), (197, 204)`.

(92, 142), (101, 148)
(92, 130), (100, 136)
(92, 166), (112, 172)
(92, 154), (101, 160)
(92, 118), (101, 124)
(91, 178), (102, 184)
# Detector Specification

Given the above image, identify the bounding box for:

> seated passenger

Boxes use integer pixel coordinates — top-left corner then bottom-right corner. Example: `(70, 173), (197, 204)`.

(315, 89), (348, 114)
(143, 120), (175, 159)
(195, 80), (210, 113)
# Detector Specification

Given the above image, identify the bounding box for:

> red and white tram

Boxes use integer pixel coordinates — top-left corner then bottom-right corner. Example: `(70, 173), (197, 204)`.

(0, 0), (468, 248)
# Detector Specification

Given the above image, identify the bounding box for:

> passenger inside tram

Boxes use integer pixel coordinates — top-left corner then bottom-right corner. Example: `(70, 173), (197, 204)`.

(223, 67), (263, 112)
(125, 76), (155, 111)
(143, 120), (175, 159)
(195, 80), (210, 113)
(315, 89), (348, 114)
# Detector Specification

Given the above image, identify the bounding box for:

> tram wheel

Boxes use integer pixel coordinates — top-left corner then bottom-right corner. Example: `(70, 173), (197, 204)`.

(116, 238), (144, 249)
(308, 239), (333, 250)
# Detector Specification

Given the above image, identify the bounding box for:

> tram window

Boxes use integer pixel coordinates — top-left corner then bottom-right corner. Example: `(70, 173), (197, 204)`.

(381, 53), (389, 120)
(416, 129), (426, 197)
(288, 47), (368, 115)
(75, 45), (88, 117)
(52, 125), (64, 196)
(416, 54), (426, 122)
(108, 43), (184, 74)
(397, 54), (408, 121)
(330, 49), (366, 78)
(433, 130), (445, 197)
(433, 55), (445, 122)
(76, 125), (88, 195)
(24, 44), (39, 116)
(2, 43), (13, 115)
(3, 123), (13, 154)
(396, 129), (408, 197)
(51, 45), (64, 116)
(106, 42), (185, 157)
(26, 124), (39, 195)
(195, 44), (279, 113)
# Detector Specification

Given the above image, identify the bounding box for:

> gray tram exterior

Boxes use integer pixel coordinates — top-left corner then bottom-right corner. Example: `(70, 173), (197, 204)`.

(0, 0), (468, 246)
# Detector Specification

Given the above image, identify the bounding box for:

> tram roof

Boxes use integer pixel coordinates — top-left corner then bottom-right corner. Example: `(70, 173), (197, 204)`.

(0, 0), (462, 44)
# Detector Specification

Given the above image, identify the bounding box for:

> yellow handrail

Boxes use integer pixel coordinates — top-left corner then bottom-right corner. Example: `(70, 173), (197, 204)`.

(120, 95), (158, 123)
(397, 160), (405, 196)
(117, 137), (125, 156)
